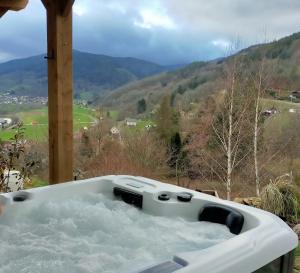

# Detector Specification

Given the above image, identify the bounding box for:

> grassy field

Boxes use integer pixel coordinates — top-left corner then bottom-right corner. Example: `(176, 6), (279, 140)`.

(108, 110), (119, 121)
(0, 105), (95, 141)
(262, 98), (300, 137)
(0, 103), (43, 115)
(262, 98), (300, 112)
(121, 119), (155, 135)
(260, 99), (300, 178)
(136, 120), (155, 130)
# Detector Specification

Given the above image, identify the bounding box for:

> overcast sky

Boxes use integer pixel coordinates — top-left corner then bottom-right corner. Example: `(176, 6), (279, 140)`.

(1, 0), (300, 65)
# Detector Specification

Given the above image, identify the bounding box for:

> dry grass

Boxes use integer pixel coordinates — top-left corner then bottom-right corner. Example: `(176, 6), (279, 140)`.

(261, 174), (300, 223)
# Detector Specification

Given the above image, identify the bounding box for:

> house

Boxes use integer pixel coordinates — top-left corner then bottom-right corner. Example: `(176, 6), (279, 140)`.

(0, 118), (7, 128)
(291, 91), (300, 98)
(126, 118), (138, 127)
(0, 118), (12, 129)
(110, 127), (120, 135)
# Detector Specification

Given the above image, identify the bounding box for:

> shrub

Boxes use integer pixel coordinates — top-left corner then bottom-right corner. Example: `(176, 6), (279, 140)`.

(261, 174), (300, 224)
(0, 124), (36, 192)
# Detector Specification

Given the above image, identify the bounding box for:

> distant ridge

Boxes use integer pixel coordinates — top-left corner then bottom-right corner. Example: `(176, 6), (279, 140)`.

(103, 32), (300, 115)
(0, 50), (185, 99)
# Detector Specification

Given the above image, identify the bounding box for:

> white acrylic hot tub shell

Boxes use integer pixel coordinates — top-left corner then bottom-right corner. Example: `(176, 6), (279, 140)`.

(0, 175), (298, 273)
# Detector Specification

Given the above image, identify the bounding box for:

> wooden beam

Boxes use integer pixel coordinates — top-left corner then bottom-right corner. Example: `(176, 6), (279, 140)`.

(61, 0), (74, 17)
(0, 7), (8, 17)
(41, 0), (74, 16)
(41, 0), (51, 9)
(44, 0), (74, 184)
(0, 0), (28, 11)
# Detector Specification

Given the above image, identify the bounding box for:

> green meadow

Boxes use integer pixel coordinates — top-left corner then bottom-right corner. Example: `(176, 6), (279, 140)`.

(0, 105), (95, 141)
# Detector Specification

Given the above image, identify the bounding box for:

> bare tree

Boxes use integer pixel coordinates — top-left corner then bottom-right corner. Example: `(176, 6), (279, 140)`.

(250, 56), (269, 196)
(208, 56), (253, 200)
(91, 107), (112, 156)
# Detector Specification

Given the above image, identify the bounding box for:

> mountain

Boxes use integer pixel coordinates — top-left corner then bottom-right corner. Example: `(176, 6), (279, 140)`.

(0, 50), (184, 99)
(103, 32), (300, 117)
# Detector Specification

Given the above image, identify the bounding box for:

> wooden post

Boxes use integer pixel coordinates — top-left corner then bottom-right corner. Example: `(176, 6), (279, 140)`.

(42, 0), (74, 184)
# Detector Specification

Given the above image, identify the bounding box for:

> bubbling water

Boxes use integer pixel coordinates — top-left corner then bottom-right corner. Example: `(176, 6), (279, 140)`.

(0, 193), (233, 273)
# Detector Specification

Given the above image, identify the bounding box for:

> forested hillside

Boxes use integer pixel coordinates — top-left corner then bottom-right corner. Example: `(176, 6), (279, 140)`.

(0, 50), (182, 99)
(103, 32), (300, 117)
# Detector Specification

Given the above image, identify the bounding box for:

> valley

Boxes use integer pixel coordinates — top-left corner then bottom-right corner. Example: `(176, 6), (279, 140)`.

(1, 31), (300, 206)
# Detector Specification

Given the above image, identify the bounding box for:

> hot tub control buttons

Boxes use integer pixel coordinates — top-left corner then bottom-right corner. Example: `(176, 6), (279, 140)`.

(158, 193), (170, 201)
(177, 193), (193, 202)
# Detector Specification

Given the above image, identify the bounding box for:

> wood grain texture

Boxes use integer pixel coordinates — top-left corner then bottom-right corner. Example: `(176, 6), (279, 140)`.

(0, 0), (28, 11)
(61, 0), (74, 17)
(45, 1), (74, 183)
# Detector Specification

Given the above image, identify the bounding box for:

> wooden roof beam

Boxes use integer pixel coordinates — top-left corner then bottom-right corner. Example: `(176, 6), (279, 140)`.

(41, 0), (51, 10)
(0, 0), (29, 11)
(61, 0), (74, 17)
(41, 0), (74, 17)
(0, 7), (8, 17)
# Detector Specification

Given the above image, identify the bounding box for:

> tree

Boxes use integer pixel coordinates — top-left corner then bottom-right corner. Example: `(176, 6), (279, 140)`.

(249, 54), (270, 197)
(156, 95), (179, 143)
(185, 96), (217, 181)
(206, 56), (253, 200)
(169, 132), (189, 185)
(169, 132), (182, 166)
(170, 92), (177, 107)
(91, 107), (112, 156)
(137, 99), (147, 114)
(79, 129), (93, 158)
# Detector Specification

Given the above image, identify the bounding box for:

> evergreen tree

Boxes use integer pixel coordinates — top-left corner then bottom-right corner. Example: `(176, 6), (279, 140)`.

(156, 95), (179, 143)
(169, 132), (182, 168)
(80, 130), (93, 158)
(137, 99), (147, 114)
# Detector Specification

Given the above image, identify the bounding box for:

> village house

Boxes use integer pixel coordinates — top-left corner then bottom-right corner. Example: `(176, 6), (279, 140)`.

(0, 118), (7, 128)
(291, 90), (300, 98)
(125, 118), (138, 127)
(289, 94), (297, 101)
(0, 118), (12, 129)
(110, 127), (120, 135)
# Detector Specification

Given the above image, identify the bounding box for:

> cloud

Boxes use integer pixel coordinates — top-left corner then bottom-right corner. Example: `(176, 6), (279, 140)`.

(0, 0), (46, 60)
(0, 50), (14, 62)
(0, 0), (300, 64)
(134, 9), (177, 30)
(73, 3), (88, 17)
(212, 39), (231, 51)
(163, 0), (300, 43)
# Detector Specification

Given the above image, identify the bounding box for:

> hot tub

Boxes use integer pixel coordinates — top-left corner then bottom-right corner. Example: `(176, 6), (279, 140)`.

(0, 175), (298, 273)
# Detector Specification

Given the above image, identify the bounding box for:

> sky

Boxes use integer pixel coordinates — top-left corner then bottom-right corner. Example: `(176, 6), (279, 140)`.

(1, 0), (300, 65)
